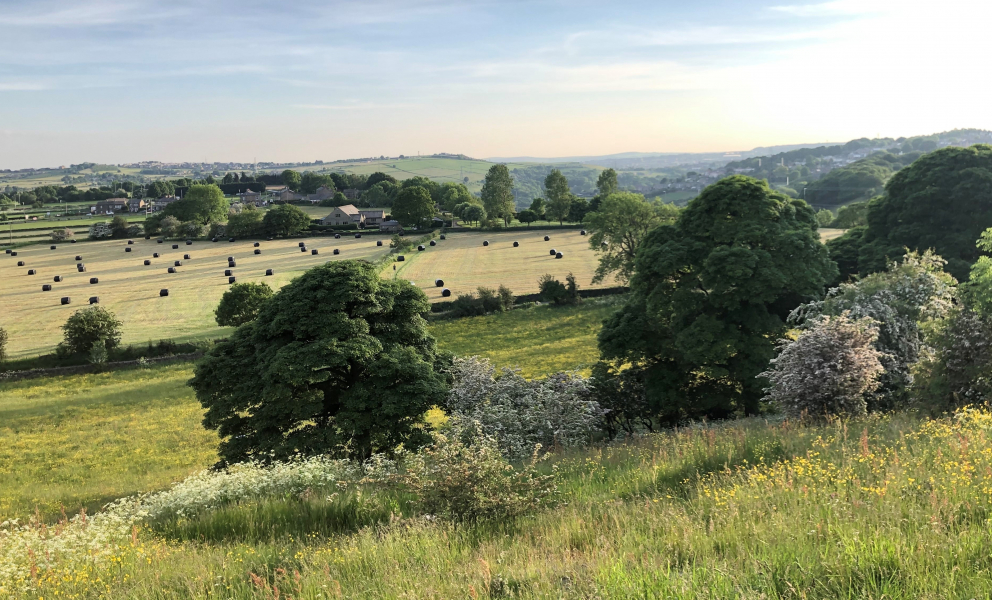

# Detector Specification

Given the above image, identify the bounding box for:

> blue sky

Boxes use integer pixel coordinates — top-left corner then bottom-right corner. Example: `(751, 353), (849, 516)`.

(0, 0), (988, 168)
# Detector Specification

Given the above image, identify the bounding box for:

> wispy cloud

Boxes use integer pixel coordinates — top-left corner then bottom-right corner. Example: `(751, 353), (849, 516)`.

(0, 81), (48, 91)
(292, 102), (419, 110)
(768, 0), (890, 17)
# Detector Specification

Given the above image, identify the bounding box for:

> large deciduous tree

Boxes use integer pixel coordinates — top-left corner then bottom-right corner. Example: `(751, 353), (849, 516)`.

(596, 168), (618, 197)
(281, 169), (302, 191)
(163, 185), (229, 226)
(481, 164), (515, 226)
(584, 192), (679, 285)
(189, 261), (451, 465)
(214, 282), (274, 327)
(392, 186), (437, 229)
(597, 176), (837, 424)
(543, 169), (572, 225)
(262, 203), (311, 237)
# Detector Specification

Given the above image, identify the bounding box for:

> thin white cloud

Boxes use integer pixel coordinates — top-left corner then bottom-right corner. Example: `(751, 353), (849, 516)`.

(0, 0), (187, 26)
(292, 102), (418, 110)
(0, 82), (48, 91)
(768, 0), (891, 17)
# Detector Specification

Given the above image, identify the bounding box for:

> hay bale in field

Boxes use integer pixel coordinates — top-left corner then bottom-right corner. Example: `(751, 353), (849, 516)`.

(549, 249), (557, 255)
(212, 238), (218, 242)
(418, 245), (425, 251)
(254, 242), (260, 247)
(601, 241), (608, 247)
(334, 233), (341, 239)
(89, 297), (99, 304)
(158, 239), (164, 244)
(42, 284), (51, 291)
(229, 238), (236, 242)
(333, 248), (340, 255)
(71, 240), (77, 244)
(77, 265), (86, 272)
(397, 255), (405, 262)
(172, 244), (179, 249)
(17, 261), (24, 266)
(10, 251), (16, 256)
(184, 254), (191, 260)
(435, 279), (444, 287)
(299, 242), (306, 247)
(128, 240), (134, 245)
(311, 249), (319, 255)
(145, 236), (150, 240)
(167, 267), (176, 273)
(229, 261), (236, 267)
(153, 253), (160, 258)
(228, 276), (236, 284)
(50, 245), (57, 250)
(225, 269), (232, 276)
(440, 234), (446, 240)
(160, 289), (169, 297)
(254, 249), (261, 255)
(53, 275), (62, 282)
(89, 277), (99, 284)
(144, 260), (151, 266)
(227, 256), (234, 261)
(300, 246), (307, 252)
(61, 297), (71, 305)
(376, 240), (383, 246)
(429, 240), (436, 246)
(580, 230), (587, 235)
(4, 249), (10, 254)
(556, 252), (563, 259)
(483, 240), (489, 246)
(125, 247), (132, 252)
(265, 269), (273, 276)
(174, 260), (182, 267)
(75, 255), (82, 261)
(186, 240), (193, 245)
(267, 237), (273, 241)
(513, 241), (519, 247)
(355, 233), (362, 238)
(27, 269), (35, 275)
(441, 288), (451, 297)
(544, 235), (550, 241)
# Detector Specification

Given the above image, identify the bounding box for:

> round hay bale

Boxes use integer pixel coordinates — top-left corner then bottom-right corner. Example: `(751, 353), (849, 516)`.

(253, 242), (260, 247)
(228, 261), (236, 267)
(77, 265), (86, 272)
(4, 249), (10, 254)
(16, 261), (24, 266)
(254, 249), (261, 255)
(311, 249), (319, 255)
(127, 240), (134, 245)
(125, 247), (132, 252)
(153, 253), (160, 258)
(376, 240), (383, 247)
(172, 244), (179, 249)
(228, 276), (236, 284)
(397, 255), (405, 262)
(50, 245), (57, 250)
(300, 246), (307, 252)
(145, 236), (150, 240)
(333, 248), (340, 255)
(550, 249), (557, 255)
(513, 241), (519, 247)
(42, 284), (52, 291)
(298, 242), (306, 247)
(71, 240), (77, 244)
(441, 288), (451, 297)
(10, 252), (16, 256)
(224, 269), (232, 276)
(27, 269), (35, 275)
(75, 255), (82, 261)
(435, 279), (444, 287)
(267, 237), (273, 241)
(265, 269), (274, 276)
(556, 252), (563, 259)
(418, 245), (425, 251)
(144, 260), (151, 266)
(157, 239), (164, 244)
(183, 254), (191, 260)
(229, 238), (236, 242)
(160, 289), (169, 297)
(89, 277), (99, 284)
(186, 240), (193, 245)
(440, 234), (446, 240)
(334, 233), (341, 239)
(355, 233), (362, 239)
(53, 276), (63, 282)
(89, 297), (99, 304)
(580, 230), (587, 235)
(174, 260), (182, 267)
(544, 235), (550, 241)
(167, 267), (176, 274)
(211, 238), (218, 242)
(61, 297), (71, 305)
(227, 256), (234, 261)
(429, 240), (436, 246)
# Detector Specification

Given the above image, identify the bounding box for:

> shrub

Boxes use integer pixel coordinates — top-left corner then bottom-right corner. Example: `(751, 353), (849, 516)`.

(262, 203), (311, 237)
(60, 306), (123, 356)
(760, 314), (884, 420)
(214, 282), (273, 327)
(590, 361), (654, 438)
(88, 222), (112, 239)
(447, 356), (602, 458)
(207, 222), (227, 239)
(109, 215), (129, 238)
(226, 207), (263, 238)
(125, 224), (143, 238)
(178, 221), (205, 239)
(914, 308), (992, 413)
(538, 273), (579, 305)
(190, 261), (451, 464)
(402, 426), (559, 522)
(50, 227), (74, 242)
(159, 215), (181, 238)
(89, 340), (108, 365)
(448, 285), (514, 317)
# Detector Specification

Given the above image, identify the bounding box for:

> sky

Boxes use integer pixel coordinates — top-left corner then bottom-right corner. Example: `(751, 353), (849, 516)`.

(0, 0), (990, 169)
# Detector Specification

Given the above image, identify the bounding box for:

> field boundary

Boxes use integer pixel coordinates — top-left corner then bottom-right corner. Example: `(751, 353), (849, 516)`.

(0, 352), (202, 382)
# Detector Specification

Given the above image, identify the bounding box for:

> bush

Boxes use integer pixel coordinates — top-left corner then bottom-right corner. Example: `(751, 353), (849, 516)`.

(207, 222), (226, 239)
(88, 222), (112, 239)
(448, 285), (514, 317)
(538, 273), (579, 305)
(263, 203), (311, 237)
(109, 215), (129, 238)
(50, 228), (74, 242)
(214, 282), (273, 327)
(226, 208), (262, 238)
(59, 307), (123, 356)
(760, 314), (884, 420)
(446, 356), (602, 458)
(159, 215), (181, 238)
(914, 308), (992, 413)
(402, 426), (558, 522)
(125, 224), (142, 238)
(178, 221), (205, 239)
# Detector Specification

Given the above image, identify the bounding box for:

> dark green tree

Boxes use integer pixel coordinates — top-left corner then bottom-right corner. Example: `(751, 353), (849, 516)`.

(226, 206), (263, 238)
(517, 209), (537, 226)
(392, 186), (436, 229)
(544, 169), (572, 225)
(60, 307), (123, 356)
(109, 215), (130, 238)
(214, 282), (274, 327)
(163, 185), (229, 226)
(597, 176), (836, 424)
(481, 164), (515, 226)
(189, 261), (451, 464)
(528, 197), (546, 220)
(597, 168), (618, 196)
(365, 172), (397, 189)
(567, 197), (590, 223)
(281, 170), (302, 191)
(262, 203), (311, 237)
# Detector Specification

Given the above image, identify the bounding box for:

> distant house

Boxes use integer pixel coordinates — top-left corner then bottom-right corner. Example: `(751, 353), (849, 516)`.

(305, 186), (335, 204)
(358, 209), (384, 226)
(92, 198), (128, 214)
(128, 199), (147, 213)
(342, 188), (362, 201)
(152, 195), (181, 212)
(379, 220), (403, 233)
(320, 204), (364, 226)
(237, 189), (263, 206)
(279, 188), (304, 202)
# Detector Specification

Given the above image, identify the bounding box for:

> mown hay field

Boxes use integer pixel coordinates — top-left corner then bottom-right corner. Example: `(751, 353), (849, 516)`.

(0, 235), (390, 358)
(394, 230), (612, 302)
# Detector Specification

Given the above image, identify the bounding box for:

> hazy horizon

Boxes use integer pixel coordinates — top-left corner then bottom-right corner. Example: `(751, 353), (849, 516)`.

(1, 0), (989, 170)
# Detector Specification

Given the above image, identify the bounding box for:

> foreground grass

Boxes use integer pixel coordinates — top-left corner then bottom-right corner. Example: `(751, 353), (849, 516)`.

(13, 410), (992, 598)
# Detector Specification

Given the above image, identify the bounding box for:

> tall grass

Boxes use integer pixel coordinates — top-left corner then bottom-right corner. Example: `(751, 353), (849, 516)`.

(12, 409), (992, 598)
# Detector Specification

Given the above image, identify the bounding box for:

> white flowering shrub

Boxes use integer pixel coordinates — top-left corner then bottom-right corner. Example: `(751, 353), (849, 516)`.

(914, 308), (992, 412)
(790, 250), (956, 411)
(761, 314), (884, 419)
(447, 356), (603, 459)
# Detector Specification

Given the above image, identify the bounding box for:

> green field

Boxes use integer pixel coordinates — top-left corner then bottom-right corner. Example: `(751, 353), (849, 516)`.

(0, 231), (607, 359)
(0, 300), (613, 520)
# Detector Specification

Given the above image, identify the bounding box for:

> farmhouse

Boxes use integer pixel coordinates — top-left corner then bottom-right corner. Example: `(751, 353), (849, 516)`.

(358, 209), (385, 226)
(279, 189), (304, 202)
(320, 204), (364, 226)
(153, 195), (181, 211)
(92, 198), (128, 214)
(379, 219), (403, 233)
(128, 199), (147, 213)
(305, 186), (335, 204)
(236, 189), (263, 206)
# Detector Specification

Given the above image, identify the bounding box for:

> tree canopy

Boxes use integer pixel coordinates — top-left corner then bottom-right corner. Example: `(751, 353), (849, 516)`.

(392, 186), (437, 229)
(262, 203), (311, 237)
(584, 192), (679, 285)
(481, 164), (515, 226)
(597, 176), (836, 424)
(162, 185), (229, 226)
(544, 169), (572, 224)
(214, 282), (274, 327)
(189, 261), (451, 464)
